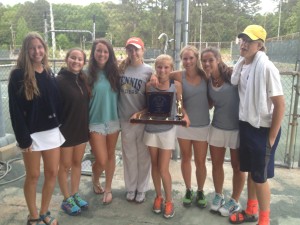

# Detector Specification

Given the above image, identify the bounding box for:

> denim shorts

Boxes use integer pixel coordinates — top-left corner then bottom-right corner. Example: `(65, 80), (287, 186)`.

(89, 121), (120, 135)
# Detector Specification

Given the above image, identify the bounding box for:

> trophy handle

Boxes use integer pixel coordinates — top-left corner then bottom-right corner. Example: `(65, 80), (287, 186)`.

(176, 95), (183, 120)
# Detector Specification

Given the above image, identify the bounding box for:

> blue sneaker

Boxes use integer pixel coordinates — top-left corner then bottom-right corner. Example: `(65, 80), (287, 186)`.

(73, 193), (88, 209)
(210, 193), (225, 213)
(61, 196), (81, 216)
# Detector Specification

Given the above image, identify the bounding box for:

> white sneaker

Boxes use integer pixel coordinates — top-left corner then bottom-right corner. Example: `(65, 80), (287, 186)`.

(126, 191), (136, 201)
(210, 193), (225, 212)
(135, 192), (145, 203)
(219, 198), (241, 217)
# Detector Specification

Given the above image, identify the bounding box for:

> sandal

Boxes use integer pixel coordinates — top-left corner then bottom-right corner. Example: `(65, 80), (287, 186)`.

(40, 211), (58, 225)
(92, 174), (104, 194)
(27, 216), (45, 225)
(229, 210), (258, 224)
(103, 191), (113, 205)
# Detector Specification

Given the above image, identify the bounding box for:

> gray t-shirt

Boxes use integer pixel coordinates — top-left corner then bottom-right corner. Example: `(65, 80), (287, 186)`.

(208, 80), (239, 130)
(182, 71), (210, 127)
(118, 63), (153, 121)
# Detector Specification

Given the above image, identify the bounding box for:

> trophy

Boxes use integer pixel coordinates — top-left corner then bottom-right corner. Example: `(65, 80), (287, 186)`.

(130, 92), (186, 126)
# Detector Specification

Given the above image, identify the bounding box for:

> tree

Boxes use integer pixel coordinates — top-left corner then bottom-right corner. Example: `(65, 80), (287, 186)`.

(15, 17), (29, 45)
(56, 33), (71, 49)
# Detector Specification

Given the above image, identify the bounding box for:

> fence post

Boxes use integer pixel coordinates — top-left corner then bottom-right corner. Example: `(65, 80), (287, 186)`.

(287, 71), (300, 168)
(0, 84), (5, 138)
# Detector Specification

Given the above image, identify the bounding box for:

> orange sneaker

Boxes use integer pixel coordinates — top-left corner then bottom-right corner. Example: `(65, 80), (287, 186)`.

(152, 196), (164, 214)
(163, 201), (175, 219)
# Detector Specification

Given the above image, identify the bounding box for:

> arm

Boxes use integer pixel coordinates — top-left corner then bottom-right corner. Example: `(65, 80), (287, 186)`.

(8, 73), (32, 149)
(150, 70), (183, 87)
(269, 95), (285, 147)
(175, 81), (190, 127)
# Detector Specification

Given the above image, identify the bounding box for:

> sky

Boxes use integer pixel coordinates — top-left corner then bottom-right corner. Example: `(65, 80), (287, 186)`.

(1, 0), (278, 13)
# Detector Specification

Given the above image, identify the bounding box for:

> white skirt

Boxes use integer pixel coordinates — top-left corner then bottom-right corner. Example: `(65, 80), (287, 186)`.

(176, 125), (209, 141)
(207, 125), (239, 149)
(143, 126), (176, 150)
(30, 127), (65, 151)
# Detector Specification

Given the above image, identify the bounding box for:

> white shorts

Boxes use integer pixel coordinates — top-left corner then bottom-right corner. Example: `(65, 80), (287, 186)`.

(30, 127), (65, 151)
(176, 125), (209, 141)
(207, 125), (239, 149)
(143, 126), (176, 150)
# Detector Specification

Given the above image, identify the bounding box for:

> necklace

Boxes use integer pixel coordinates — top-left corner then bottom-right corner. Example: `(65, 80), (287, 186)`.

(212, 76), (222, 87)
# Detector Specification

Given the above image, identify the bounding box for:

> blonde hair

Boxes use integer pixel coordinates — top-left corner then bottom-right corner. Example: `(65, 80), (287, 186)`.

(180, 45), (207, 80)
(155, 54), (174, 70)
(15, 32), (50, 100)
(258, 40), (267, 52)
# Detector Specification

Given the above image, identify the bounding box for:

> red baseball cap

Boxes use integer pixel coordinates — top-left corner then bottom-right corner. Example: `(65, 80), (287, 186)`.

(125, 37), (144, 49)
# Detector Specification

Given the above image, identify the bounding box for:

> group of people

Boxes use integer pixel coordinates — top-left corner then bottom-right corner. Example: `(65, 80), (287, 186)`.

(8, 24), (284, 225)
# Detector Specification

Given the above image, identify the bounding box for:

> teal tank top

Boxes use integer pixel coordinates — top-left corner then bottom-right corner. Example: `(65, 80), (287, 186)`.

(89, 70), (119, 124)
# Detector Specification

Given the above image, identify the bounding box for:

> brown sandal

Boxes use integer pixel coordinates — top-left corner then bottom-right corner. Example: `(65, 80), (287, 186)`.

(92, 174), (104, 194)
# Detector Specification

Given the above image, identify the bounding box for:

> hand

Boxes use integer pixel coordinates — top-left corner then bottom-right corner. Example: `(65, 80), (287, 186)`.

(268, 135), (276, 148)
(150, 74), (159, 87)
(130, 112), (139, 120)
(183, 114), (190, 128)
(20, 146), (32, 153)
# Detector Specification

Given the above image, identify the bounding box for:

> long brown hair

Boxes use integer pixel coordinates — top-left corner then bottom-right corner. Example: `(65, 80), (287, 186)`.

(88, 38), (120, 92)
(14, 32), (50, 100)
(201, 47), (232, 83)
(180, 45), (207, 80)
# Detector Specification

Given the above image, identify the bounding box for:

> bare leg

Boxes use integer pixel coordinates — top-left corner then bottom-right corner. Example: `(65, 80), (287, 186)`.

(193, 140), (208, 191)
(254, 179), (270, 211)
(104, 131), (119, 193)
(70, 143), (86, 195)
(58, 147), (73, 199)
(210, 145), (225, 194)
(89, 133), (107, 188)
(23, 151), (42, 220)
(40, 148), (60, 225)
(178, 138), (192, 189)
(158, 149), (172, 202)
(247, 173), (257, 201)
(149, 147), (162, 197)
(230, 148), (245, 201)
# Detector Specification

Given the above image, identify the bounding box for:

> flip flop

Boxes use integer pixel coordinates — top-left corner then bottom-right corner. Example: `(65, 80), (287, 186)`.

(40, 211), (58, 225)
(92, 174), (104, 194)
(103, 191), (113, 205)
(27, 216), (44, 225)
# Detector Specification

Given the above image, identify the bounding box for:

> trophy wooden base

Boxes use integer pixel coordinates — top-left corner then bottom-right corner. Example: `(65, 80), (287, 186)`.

(130, 116), (186, 126)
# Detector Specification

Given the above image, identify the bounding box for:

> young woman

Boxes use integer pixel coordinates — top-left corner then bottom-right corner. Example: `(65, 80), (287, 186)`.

(118, 37), (153, 203)
(56, 48), (90, 215)
(174, 45), (210, 208)
(133, 54), (189, 218)
(8, 32), (63, 225)
(201, 47), (246, 216)
(88, 38), (120, 205)
(150, 45), (210, 208)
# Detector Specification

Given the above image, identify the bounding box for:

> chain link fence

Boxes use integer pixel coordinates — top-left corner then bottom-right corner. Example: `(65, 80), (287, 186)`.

(1, 30), (300, 168)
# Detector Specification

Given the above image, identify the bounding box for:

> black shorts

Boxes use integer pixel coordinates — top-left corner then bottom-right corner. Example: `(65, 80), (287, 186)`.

(239, 121), (281, 183)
